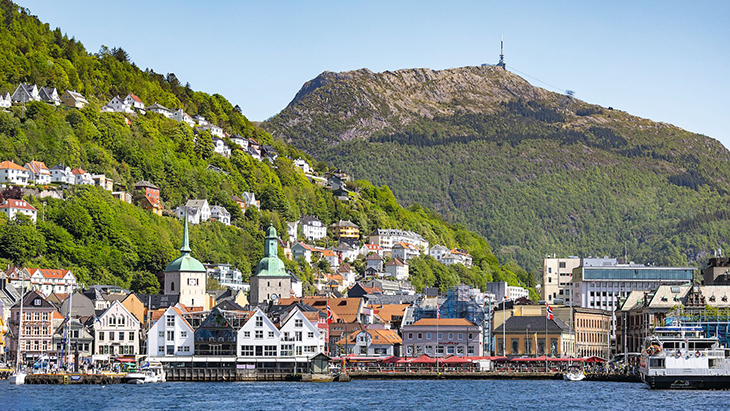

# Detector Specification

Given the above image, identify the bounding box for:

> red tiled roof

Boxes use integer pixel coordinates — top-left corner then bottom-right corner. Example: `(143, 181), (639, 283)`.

(128, 93), (142, 102)
(144, 194), (161, 206)
(25, 160), (49, 174)
(321, 249), (337, 257)
(410, 318), (475, 326)
(0, 160), (27, 171)
(27, 268), (72, 279)
(71, 167), (86, 175)
(0, 199), (37, 211)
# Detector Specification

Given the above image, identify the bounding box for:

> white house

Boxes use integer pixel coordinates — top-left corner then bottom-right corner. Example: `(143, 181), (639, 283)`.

(27, 268), (76, 296)
(287, 221), (299, 243)
(71, 168), (94, 185)
(442, 249), (473, 267)
(242, 192), (260, 210)
(293, 158), (311, 174)
(292, 242), (315, 264)
(93, 301), (141, 357)
(39, 87), (61, 105)
(11, 83), (40, 103)
(210, 205), (231, 226)
(365, 253), (384, 272)
(212, 137), (231, 157)
(368, 229), (430, 253)
(277, 308), (326, 359)
(0, 92), (11, 108)
(321, 249), (340, 270)
(192, 114), (208, 126)
(230, 135), (248, 150)
(199, 123), (224, 138)
(335, 242), (359, 262)
(102, 96), (133, 113)
(361, 243), (384, 257)
(0, 160), (30, 186)
(299, 215), (326, 241)
(429, 244), (450, 261)
(24, 161), (51, 185)
(49, 164), (74, 184)
(147, 304), (194, 357)
(147, 103), (172, 118)
(124, 93), (145, 111)
(176, 199), (211, 224)
(172, 109), (195, 127)
(0, 199), (38, 223)
(338, 328), (402, 356)
(236, 307), (281, 358)
(385, 258), (409, 280)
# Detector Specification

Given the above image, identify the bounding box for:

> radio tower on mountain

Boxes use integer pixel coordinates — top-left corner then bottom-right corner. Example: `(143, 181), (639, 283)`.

(497, 35), (506, 70)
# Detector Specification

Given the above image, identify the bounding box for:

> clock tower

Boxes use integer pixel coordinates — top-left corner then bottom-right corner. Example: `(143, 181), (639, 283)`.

(250, 226), (291, 306)
(164, 210), (208, 309)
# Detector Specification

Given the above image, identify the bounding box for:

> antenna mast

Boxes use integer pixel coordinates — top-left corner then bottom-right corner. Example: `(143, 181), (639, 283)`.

(497, 35), (506, 70)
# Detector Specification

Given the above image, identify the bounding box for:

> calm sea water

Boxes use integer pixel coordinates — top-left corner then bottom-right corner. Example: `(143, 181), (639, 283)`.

(2, 379), (730, 411)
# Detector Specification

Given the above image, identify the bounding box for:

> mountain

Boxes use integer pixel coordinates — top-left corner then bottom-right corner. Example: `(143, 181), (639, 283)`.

(0, 1), (533, 295)
(265, 65), (730, 271)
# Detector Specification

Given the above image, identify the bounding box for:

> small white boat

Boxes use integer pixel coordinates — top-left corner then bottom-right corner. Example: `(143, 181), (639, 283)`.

(8, 371), (26, 385)
(563, 366), (586, 381)
(122, 363), (166, 384)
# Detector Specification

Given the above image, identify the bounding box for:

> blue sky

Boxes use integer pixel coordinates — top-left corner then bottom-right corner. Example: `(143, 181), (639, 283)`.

(20, 0), (730, 147)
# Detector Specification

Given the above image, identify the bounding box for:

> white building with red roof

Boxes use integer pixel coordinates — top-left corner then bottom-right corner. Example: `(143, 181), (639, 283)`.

(71, 167), (94, 185)
(0, 160), (30, 186)
(123, 93), (145, 111)
(27, 268), (76, 296)
(0, 199), (38, 223)
(93, 300), (141, 357)
(147, 303), (194, 357)
(24, 160), (51, 185)
(442, 248), (473, 267)
(102, 95), (133, 113)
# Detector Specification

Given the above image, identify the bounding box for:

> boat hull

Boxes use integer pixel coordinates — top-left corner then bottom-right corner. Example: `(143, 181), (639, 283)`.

(9, 373), (26, 385)
(643, 374), (730, 390)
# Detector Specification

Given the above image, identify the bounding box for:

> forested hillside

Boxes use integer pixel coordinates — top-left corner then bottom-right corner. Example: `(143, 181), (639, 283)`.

(265, 66), (730, 271)
(0, 1), (534, 296)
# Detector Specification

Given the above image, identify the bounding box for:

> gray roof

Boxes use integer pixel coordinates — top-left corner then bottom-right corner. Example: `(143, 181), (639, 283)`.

(494, 316), (570, 333)
(364, 294), (419, 305)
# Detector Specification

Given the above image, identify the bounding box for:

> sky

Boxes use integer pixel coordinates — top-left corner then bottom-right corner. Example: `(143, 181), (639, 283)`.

(19, 0), (730, 147)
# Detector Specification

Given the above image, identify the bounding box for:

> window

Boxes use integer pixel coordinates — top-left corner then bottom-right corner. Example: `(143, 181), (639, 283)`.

(468, 333), (473, 340)
(158, 346), (164, 354)
(437, 345), (444, 355)
(308, 332), (314, 339)
(511, 339), (519, 354)
(256, 316), (263, 327)
(280, 344), (294, 356)
(177, 346), (183, 352)
(167, 331), (174, 341)
(255, 330), (263, 339)
(183, 346), (190, 352)
(447, 346), (455, 354)
(167, 316), (175, 327)
(457, 333), (463, 340)
(241, 345), (254, 356)
(159, 331), (164, 338)
(437, 332), (443, 340)
(408, 333), (413, 339)
(468, 346), (475, 355)
(244, 331), (250, 338)
(559, 262), (566, 268)
(426, 332), (432, 340)
(417, 333), (422, 339)
(109, 332), (115, 341)
(295, 319), (303, 327)
(268, 331), (275, 339)
(129, 332), (135, 340)
(181, 331), (187, 338)
(119, 316), (125, 326)
(109, 316), (116, 326)
(255, 346), (263, 356)
(448, 333), (454, 341)
(98, 332), (104, 341)
(170, 282), (175, 292)
(295, 331), (302, 341)
(264, 346), (277, 356)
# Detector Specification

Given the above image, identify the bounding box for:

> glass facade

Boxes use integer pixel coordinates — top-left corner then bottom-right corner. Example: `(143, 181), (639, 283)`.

(579, 268), (694, 281)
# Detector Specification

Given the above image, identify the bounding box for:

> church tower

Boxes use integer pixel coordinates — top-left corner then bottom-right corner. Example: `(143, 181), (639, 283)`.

(164, 210), (208, 309)
(250, 226), (291, 306)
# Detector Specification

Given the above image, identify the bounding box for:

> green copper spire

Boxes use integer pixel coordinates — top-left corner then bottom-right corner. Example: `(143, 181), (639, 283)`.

(181, 207), (191, 255)
(264, 225), (277, 257)
(253, 225), (289, 278)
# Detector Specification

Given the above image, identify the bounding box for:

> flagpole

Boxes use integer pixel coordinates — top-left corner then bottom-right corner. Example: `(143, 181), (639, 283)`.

(436, 303), (439, 374)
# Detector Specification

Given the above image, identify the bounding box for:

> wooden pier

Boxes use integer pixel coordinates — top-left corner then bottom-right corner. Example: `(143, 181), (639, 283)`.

(25, 373), (124, 384)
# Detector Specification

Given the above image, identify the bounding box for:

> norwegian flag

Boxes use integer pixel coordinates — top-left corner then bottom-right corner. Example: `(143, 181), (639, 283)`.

(326, 302), (333, 325)
(437, 304), (441, 320)
(545, 302), (554, 320)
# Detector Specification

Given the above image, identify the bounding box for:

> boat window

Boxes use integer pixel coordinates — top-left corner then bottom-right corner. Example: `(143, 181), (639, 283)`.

(649, 358), (665, 368)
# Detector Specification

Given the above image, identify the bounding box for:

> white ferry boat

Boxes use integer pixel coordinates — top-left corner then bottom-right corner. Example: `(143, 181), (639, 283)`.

(640, 326), (730, 389)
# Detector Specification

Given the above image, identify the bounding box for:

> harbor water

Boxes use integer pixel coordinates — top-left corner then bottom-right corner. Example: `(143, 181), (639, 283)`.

(3, 379), (730, 410)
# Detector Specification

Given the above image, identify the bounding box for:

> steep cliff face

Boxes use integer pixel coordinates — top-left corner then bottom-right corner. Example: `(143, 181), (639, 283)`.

(265, 65), (730, 270)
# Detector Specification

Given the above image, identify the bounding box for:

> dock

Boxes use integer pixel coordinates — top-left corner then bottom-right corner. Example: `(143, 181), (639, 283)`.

(25, 373), (125, 384)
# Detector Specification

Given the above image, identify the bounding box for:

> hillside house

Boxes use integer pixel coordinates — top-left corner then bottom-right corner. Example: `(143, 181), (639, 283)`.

(293, 158), (311, 174)
(124, 93), (145, 111)
(27, 268), (76, 296)
(71, 168), (94, 185)
(321, 249), (340, 269)
(429, 244), (450, 261)
(11, 83), (40, 103)
(192, 114), (208, 126)
(0, 199), (38, 223)
(147, 103), (172, 118)
(199, 123), (224, 138)
(385, 258), (409, 280)
(172, 109), (195, 127)
(24, 161), (51, 185)
(91, 174), (114, 191)
(134, 180), (163, 216)
(300, 215), (326, 241)
(331, 220), (359, 243)
(39, 87), (60, 105)
(442, 249), (473, 267)
(212, 137), (231, 157)
(261, 145), (278, 163)
(176, 199), (211, 224)
(242, 191), (260, 210)
(0, 92), (11, 108)
(60, 90), (88, 109)
(366, 253), (384, 272)
(292, 242), (316, 264)
(49, 164), (74, 185)
(102, 96), (133, 113)
(210, 205), (231, 225)
(368, 229), (429, 253)
(391, 242), (420, 262)
(112, 191), (132, 204)
(0, 160), (30, 186)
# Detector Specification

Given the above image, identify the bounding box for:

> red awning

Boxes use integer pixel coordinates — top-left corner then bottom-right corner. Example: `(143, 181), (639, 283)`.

(441, 355), (472, 364)
(115, 358), (135, 363)
(381, 356), (401, 364)
(582, 356), (607, 363)
(410, 354), (437, 364)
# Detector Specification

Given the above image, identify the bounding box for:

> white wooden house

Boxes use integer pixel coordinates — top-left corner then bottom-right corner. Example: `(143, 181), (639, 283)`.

(147, 304), (195, 357)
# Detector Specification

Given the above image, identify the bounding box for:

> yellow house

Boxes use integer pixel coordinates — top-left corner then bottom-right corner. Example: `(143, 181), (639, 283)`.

(331, 220), (359, 241)
(122, 293), (147, 324)
(494, 315), (575, 357)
